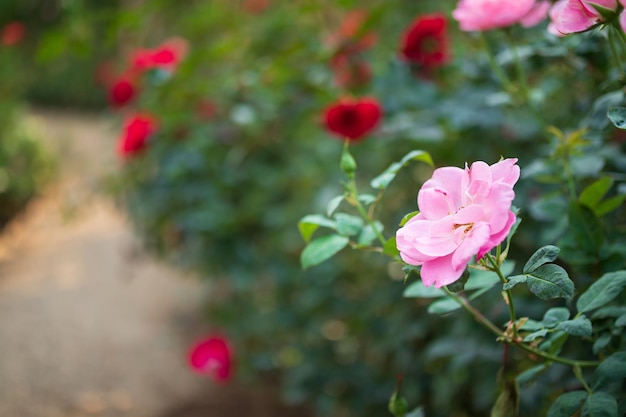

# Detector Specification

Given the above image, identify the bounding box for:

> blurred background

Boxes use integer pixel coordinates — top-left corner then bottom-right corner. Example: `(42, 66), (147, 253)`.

(1, 0), (625, 416)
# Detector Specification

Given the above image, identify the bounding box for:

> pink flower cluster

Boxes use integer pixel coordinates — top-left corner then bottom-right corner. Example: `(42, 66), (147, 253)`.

(188, 335), (233, 383)
(396, 159), (520, 288)
(548, 0), (626, 35)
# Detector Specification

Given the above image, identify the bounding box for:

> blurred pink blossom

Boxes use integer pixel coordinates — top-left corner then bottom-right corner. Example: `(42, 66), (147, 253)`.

(548, 0), (618, 35)
(452, 0), (550, 31)
(396, 159), (520, 288)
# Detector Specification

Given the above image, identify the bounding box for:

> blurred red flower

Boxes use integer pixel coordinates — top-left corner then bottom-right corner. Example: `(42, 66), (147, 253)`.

(188, 335), (232, 382)
(117, 114), (157, 158)
(1, 21), (25, 46)
(327, 10), (377, 89)
(129, 38), (188, 74)
(400, 14), (450, 69)
(195, 99), (217, 120)
(324, 97), (382, 141)
(243, 0), (270, 13)
(109, 78), (136, 108)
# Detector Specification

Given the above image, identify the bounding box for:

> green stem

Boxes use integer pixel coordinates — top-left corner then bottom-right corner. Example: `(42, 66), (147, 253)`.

(609, 25), (626, 78)
(503, 29), (531, 106)
(486, 253), (518, 339)
(574, 364), (593, 394)
(480, 32), (515, 95)
(441, 288), (599, 368)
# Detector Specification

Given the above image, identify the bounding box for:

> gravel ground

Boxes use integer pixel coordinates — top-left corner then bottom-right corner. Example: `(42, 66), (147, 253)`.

(0, 109), (309, 417)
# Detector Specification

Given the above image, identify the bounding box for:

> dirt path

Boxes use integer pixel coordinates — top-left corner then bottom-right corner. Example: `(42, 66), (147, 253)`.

(0, 109), (308, 417)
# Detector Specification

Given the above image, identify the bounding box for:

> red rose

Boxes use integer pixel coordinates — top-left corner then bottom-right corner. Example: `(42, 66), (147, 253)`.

(1, 22), (25, 46)
(188, 335), (233, 382)
(129, 38), (188, 75)
(324, 97), (382, 141)
(117, 114), (157, 158)
(108, 78), (136, 108)
(400, 14), (450, 68)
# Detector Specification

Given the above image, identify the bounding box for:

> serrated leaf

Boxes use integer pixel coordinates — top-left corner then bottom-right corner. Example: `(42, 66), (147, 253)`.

(524, 245), (561, 273)
(334, 213), (363, 237)
(576, 270), (626, 313)
(592, 351), (626, 391)
(326, 195), (344, 217)
(507, 264), (574, 300)
(556, 315), (592, 337)
(370, 150), (433, 190)
(582, 392), (618, 417)
(579, 177), (613, 209)
(298, 214), (337, 242)
(300, 234), (349, 269)
(607, 106), (626, 129)
(546, 391), (587, 417)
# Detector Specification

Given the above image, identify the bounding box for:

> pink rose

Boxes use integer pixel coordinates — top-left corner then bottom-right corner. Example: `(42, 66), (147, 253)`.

(548, 0), (618, 35)
(452, 0), (550, 31)
(396, 159), (520, 288)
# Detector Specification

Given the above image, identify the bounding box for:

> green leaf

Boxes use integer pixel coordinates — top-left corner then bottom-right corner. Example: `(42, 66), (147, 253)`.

(358, 194), (377, 206)
(383, 237), (400, 257)
(300, 234), (349, 269)
(370, 150), (433, 190)
(503, 275), (527, 291)
(579, 177), (613, 209)
(404, 281), (446, 298)
(576, 270), (626, 313)
(607, 106), (626, 129)
(405, 407), (425, 417)
(615, 313), (626, 326)
(326, 195), (344, 217)
(555, 315), (592, 337)
(542, 307), (571, 328)
(516, 364), (549, 385)
(593, 333), (612, 354)
(507, 264), (574, 300)
(591, 351), (626, 391)
(523, 329), (548, 342)
(582, 392), (618, 417)
(594, 194), (626, 217)
(539, 330), (568, 355)
(523, 245), (561, 273)
(569, 201), (604, 253)
(546, 391), (587, 417)
(357, 221), (383, 246)
(399, 210), (419, 226)
(591, 306), (626, 320)
(298, 214), (336, 242)
(427, 297), (460, 314)
(334, 213), (363, 237)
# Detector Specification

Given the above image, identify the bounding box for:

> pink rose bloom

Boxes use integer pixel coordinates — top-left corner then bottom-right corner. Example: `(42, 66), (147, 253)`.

(621, 0), (626, 32)
(548, 0), (618, 35)
(396, 159), (520, 288)
(452, 0), (551, 31)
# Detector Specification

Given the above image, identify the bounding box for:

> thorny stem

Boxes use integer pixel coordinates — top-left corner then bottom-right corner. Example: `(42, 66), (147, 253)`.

(441, 288), (600, 368)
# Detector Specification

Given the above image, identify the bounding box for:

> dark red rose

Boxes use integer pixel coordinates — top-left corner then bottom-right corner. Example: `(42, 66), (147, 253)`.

(129, 38), (188, 75)
(1, 22), (25, 46)
(400, 14), (449, 68)
(324, 97), (382, 141)
(109, 78), (136, 108)
(188, 335), (233, 382)
(117, 114), (157, 158)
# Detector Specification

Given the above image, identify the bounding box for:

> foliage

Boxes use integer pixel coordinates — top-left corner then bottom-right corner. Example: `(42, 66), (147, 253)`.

(62, 0), (626, 416)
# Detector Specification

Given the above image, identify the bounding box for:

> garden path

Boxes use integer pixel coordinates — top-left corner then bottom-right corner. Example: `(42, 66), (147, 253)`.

(0, 109), (306, 417)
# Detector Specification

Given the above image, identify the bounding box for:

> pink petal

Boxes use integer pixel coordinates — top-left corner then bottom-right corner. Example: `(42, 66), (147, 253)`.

(451, 222), (491, 270)
(421, 254), (466, 288)
(521, 1), (551, 27)
(477, 210), (517, 260)
(412, 217), (459, 257)
(490, 158), (520, 185)
(418, 186), (457, 220)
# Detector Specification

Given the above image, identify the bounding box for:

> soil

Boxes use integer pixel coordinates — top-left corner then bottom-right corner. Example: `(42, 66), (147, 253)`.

(0, 109), (310, 417)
